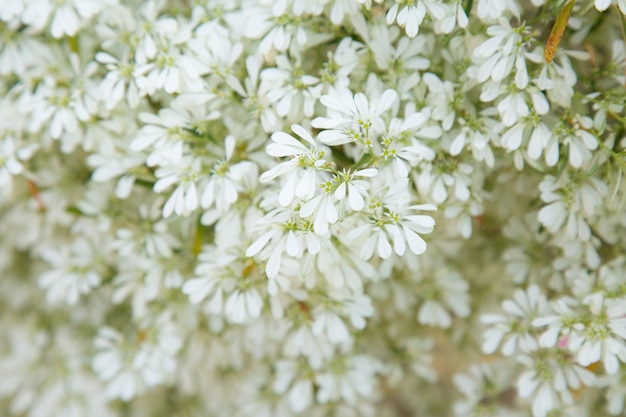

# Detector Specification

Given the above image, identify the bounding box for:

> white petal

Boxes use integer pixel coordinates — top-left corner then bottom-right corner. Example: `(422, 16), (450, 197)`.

(377, 231), (392, 259)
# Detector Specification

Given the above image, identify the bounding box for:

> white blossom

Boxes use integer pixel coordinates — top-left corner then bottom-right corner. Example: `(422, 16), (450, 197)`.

(482, 285), (548, 356)
(2, 2), (626, 416)
(312, 88), (398, 146)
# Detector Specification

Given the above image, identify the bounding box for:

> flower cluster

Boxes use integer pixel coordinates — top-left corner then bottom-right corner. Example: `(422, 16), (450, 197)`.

(1, 0), (626, 416)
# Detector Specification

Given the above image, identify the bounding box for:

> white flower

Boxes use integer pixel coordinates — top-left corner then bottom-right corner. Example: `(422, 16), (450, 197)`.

(448, 110), (499, 161)
(38, 238), (102, 305)
(24, 76), (86, 143)
(315, 355), (381, 405)
(315, 241), (376, 292)
(261, 55), (322, 121)
(224, 287), (264, 323)
(130, 1), (180, 63)
(1, 1), (625, 416)
(423, 72), (458, 131)
(559, 120), (599, 168)
(327, 0), (360, 25)
(22, 0), (113, 38)
(299, 186), (339, 235)
(182, 246), (238, 313)
(260, 124), (329, 207)
(333, 168), (378, 212)
(272, 360), (314, 413)
(242, 55), (280, 132)
(319, 37), (364, 89)
(186, 23), (245, 95)
(87, 140), (144, 199)
(453, 362), (518, 417)
(130, 96), (219, 167)
(536, 58), (579, 108)
(526, 120), (552, 161)
(111, 203), (179, 259)
(595, 0), (626, 13)
(443, 198), (484, 239)
(517, 353), (596, 417)
(470, 20), (546, 128)
(0, 136), (29, 195)
(416, 268), (470, 329)
(153, 157), (202, 218)
(603, 369), (626, 415)
(92, 316), (182, 401)
(379, 110), (437, 177)
(415, 160), (472, 204)
(537, 174), (607, 241)
(475, 0), (520, 21)
(135, 48), (207, 95)
(236, 5), (307, 58)
(246, 207), (322, 279)
(312, 310), (351, 344)
(568, 297), (626, 374)
(386, 0), (448, 38)
(482, 285), (548, 356)
(532, 297), (584, 348)
(95, 51), (144, 110)
(348, 181), (436, 260)
(283, 321), (330, 367)
(386, 1), (427, 38)
(312, 88), (398, 146)
(343, 294), (375, 329)
(201, 135), (257, 215)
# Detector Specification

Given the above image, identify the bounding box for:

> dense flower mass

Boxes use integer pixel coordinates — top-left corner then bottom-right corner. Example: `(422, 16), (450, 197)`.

(1, 0), (626, 416)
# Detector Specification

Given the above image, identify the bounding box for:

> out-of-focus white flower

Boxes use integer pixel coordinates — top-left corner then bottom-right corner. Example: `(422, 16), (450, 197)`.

(135, 47), (207, 95)
(475, 0), (521, 21)
(153, 157), (202, 218)
(316, 354), (382, 405)
(471, 18), (535, 87)
(568, 296), (626, 374)
(21, 0), (115, 38)
(537, 174), (607, 241)
(23, 76), (88, 144)
(38, 238), (103, 305)
(532, 297), (584, 348)
(516, 352), (596, 417)
(131, 95), (220, 167)
(0, 136), (32, 195)
(88, 140), (145, 199)
(272, 359), (314, 413)
(261, 55), (322, 121)
(482, 285), (548, 356)
(95, 51), (144, 110)
(92, 315), (182, 401)
(312, 309), (351, 344)
(453, 362), (519, 417)
(556, 117), (599, 168)
(201, 135), (258, 216)
(416, 268), (470, 329)
(0, 326), (114, 417)
(386, 0), (452, 38)
(595, 0), (626, 14)
(186, 22), (245, 95)
(603, 369), (626, 415)
(415, 159), (472, 204)
(182, 246), (238, 312)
